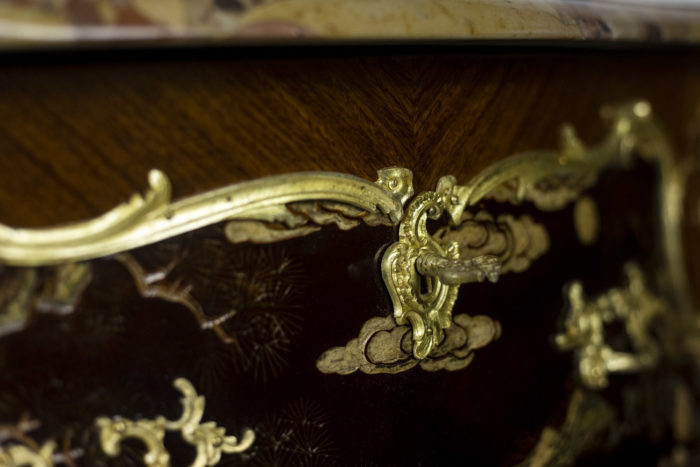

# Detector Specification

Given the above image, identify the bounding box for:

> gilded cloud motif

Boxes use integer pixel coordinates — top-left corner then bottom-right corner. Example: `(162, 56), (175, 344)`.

(316, 313), (501, 375)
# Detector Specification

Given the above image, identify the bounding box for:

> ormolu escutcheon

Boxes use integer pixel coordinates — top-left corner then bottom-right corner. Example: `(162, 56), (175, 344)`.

(381, 176), (502, 359)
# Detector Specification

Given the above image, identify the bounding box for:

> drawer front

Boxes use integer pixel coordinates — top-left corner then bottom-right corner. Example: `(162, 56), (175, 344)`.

(1, 51), (700, 466)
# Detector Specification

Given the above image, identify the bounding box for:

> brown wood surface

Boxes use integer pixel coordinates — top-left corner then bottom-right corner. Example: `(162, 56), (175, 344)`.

(0, 48), (699, 228)
(0, 46), (698, 466)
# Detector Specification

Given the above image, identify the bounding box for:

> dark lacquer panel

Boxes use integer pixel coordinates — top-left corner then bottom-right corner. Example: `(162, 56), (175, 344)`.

(0, 160), (667, 466)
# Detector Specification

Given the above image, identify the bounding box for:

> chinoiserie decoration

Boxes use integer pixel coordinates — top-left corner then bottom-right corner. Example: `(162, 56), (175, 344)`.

(376, 100), (671, 362)
(0, 100), (685, 378)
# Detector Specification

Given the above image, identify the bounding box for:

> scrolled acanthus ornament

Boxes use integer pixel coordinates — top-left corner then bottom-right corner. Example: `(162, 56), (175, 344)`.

(381, 175), (501, 359)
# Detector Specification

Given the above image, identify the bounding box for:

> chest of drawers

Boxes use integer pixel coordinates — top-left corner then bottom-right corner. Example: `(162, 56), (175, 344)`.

(2, 1), (700, 466)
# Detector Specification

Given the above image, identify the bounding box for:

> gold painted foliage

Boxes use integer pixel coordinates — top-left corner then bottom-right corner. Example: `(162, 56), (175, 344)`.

(0, 263), (91, 337)
(118, 243), (305, 383)
(225, 200), (393, 244)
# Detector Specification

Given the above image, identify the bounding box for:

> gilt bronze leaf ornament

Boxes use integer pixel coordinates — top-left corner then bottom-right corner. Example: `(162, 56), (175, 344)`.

(0, 168), (413, 266)
(96, 377), (254, 467)
(555, 264), (665, 389)
(378, 101), (671, 360)
(0, 98), (697, 467)
(0, 100), (687, 374)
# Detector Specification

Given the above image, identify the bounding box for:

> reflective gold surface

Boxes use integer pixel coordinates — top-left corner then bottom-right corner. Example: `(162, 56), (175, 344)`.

(96, 377), (254, 467)
(381, 176), (502, 359)
(0, 100), (686, 369)
(0, 99), (697, 464)
(380, 100), (676, 360)
(555, 264), (664, 389)
(0, 168), (412, 266)
(445, 103), (652, 221)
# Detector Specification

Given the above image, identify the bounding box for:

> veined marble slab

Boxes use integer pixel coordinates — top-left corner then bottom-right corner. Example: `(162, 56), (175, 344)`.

(0, 0), (699, 47)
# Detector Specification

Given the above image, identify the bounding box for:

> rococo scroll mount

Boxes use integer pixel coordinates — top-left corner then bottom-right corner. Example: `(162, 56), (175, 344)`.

(381, 176), (502, 359)
(375, 99), (675, 361)
(97, 378), (254, 467)
(0, 100), (684, 375)
(555, 263), (665, 389)
(0, 167), (413, 266)
(0, 99), (694, 467)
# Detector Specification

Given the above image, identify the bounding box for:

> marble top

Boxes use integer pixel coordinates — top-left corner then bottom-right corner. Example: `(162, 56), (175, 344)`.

(1, 0), (700, 47)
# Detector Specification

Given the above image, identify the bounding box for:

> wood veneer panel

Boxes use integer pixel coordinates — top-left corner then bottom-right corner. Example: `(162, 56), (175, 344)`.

(0, 50), (698, 227)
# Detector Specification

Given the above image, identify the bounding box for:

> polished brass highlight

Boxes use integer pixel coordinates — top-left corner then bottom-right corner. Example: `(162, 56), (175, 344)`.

(614, 101), (693, 317)
(0, 168), (413, 266)
(436, 101), (675, 228)
(446, 100), (687, 315)
(415, 253), (502, 286)
(444, 108), (635, 222)
(555, 263), (664, 389)
(381, 175), (502, 359)
(96, 377), (254, 467)
(0, 100), (687, 377)
(316, 313), (501, 375)
(379, 101), (677, 360)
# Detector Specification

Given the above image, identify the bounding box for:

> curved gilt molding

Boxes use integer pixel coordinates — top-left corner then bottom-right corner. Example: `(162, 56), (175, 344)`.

(0, 168), (413, 266)
(0, 100), (686, 374)
(378, 100), (679, 361)
(445, 102), (654, 221)
(445, 100), (686, 311)
(96, 377), (254, 467)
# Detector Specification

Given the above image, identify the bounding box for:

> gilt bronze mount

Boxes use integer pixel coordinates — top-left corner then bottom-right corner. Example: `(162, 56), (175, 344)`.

(0, 100), (689, 370)
(0, 99), (696, 465)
